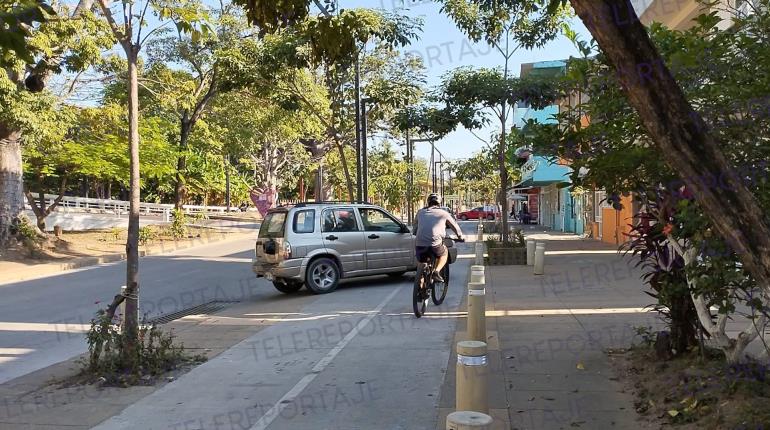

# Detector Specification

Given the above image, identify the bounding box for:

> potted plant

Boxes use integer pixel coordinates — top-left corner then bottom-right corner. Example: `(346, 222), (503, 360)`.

(484, 228), (527, 265)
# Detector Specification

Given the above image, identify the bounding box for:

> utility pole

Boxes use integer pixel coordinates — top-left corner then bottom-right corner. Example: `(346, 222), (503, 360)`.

(440, 155), (445, 197)
(406, 130), (412, 225)
(361, 97), (374, 202)
(430, 141), (436, 193)
(224, 154), (231, 212)
(354, 59), (362, 202)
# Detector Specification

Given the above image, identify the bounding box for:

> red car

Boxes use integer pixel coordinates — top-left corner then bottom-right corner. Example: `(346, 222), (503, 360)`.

(457, 207), (498, 221)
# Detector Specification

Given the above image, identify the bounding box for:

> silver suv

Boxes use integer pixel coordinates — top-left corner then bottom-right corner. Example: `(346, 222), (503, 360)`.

(252, 202), (416, 294)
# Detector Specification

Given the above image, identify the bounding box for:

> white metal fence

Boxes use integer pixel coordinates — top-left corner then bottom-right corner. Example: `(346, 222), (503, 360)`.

(30, 194), (240, 222)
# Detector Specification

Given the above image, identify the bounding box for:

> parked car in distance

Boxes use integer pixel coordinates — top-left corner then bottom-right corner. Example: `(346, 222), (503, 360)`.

(253, 202), (416, 294)
(457, 206), (498, 221)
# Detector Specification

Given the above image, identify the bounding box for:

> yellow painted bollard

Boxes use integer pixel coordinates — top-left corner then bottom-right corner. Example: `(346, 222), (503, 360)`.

(470, 265), (485, 284)
(526, 239), (535, 266)
(456, 340), (488, 414)
(467, 282), (486, 343)
(446, 411), (493, 430)
(533, 242), (546, 275)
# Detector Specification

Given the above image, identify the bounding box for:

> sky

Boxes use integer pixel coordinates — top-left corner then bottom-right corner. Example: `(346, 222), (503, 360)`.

(340, 0), (593, 163)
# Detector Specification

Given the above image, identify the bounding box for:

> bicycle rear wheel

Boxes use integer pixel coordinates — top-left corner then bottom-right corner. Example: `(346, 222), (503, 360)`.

(432, 265), (449, 305)
(413, 266), (428, 318)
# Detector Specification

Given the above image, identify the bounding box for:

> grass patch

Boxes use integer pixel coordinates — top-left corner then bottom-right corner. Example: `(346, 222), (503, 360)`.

(611, 342), (770, 429)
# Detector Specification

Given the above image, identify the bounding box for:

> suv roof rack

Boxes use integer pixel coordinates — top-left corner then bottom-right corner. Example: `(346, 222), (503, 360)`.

(293, 200), (371, 207)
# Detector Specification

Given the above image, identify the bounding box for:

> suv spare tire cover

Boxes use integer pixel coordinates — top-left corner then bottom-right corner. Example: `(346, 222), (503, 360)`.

(263, 239), (277, 255)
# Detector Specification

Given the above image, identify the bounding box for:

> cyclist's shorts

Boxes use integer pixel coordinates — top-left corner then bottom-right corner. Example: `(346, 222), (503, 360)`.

(416, 244), (447, 262)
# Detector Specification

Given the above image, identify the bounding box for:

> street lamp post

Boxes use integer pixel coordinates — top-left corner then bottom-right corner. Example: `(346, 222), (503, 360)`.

(361, 97), (374, 203)
(406, 137), (434, 226)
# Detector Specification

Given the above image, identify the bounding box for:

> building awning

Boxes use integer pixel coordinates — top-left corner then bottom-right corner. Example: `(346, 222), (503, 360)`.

(513, 178), (569, 188)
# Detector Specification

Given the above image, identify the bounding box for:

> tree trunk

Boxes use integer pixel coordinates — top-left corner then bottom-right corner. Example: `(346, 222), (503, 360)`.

(0, 126), (24, 248)
(299, 177), (305, 201)
(570, 0), (770, 290)
(498, 105), (509, 243)
(668, 291), (698, 355)
(336, 141), (355, 201)
(124, 47), (141, 346)
(174, 116), (192, 209)
(24, 189), (47, 232)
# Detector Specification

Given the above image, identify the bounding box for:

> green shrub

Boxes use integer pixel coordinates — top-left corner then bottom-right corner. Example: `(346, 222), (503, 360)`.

(484, 234), (501, 249)
(509, 228), (526, 247)
(169, 209), (187, 239)
(83, 311), (203, 385)
(190, 212), (207, 223)
(138, 226), (157, 245)
(110, 227), (121, 241)
(14, 216), (43, 256)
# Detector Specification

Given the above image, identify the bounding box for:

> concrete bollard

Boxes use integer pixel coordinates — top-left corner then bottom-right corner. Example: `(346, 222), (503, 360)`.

(533, 242), (546, 275)
(476, 223), (483, 242)
(456, 340), (488, 414)
(446, 411), (493, 430)
(470, 265), (485, 284)
(474, 243), (484, 266)
(526, 239), (535, 266)
(467, 282), (486, 343)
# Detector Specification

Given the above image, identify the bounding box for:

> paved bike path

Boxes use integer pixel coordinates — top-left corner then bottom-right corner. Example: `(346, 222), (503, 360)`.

(93, 251), (472, 430)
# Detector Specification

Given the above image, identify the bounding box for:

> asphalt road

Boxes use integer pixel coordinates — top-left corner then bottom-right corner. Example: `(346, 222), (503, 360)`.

(0, 234), (262, 385)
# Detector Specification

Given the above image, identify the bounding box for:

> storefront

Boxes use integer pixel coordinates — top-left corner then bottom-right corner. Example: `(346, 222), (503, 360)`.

(512, 155), (573, 231)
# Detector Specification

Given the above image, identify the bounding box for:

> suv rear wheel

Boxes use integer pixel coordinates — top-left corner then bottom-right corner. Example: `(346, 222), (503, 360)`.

(273, 280), (303, 294)
(305, 258), (340, 294)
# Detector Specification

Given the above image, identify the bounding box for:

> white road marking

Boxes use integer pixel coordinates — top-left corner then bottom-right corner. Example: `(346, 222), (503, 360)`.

(248, 286), (402, 430)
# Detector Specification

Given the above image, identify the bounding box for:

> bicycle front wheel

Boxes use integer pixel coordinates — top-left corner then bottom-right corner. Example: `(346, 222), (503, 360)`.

(432, 265), (449, 305)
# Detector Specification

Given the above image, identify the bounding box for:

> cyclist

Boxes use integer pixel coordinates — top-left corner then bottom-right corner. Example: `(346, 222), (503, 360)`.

(413, 193), (465, 284)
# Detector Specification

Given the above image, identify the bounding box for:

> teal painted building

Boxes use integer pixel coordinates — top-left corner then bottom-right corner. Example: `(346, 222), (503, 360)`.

(511, 60), (584, 234)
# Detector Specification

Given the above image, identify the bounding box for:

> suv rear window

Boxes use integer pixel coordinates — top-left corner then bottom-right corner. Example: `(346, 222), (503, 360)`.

(259, 211), (286, 238)
(293, 210), (315, 233)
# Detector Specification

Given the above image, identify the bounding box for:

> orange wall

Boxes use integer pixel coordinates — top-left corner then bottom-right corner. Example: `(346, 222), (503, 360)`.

(600, 195), (634, 245)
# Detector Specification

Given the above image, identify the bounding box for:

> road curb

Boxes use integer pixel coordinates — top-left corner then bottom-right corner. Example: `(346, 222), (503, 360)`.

(0, 230), (255, 285)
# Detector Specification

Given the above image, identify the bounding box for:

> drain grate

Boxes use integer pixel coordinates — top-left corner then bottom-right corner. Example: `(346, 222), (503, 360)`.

(148, 300), (240, 325)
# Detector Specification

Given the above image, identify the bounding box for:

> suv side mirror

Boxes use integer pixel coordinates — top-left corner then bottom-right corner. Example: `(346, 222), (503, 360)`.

(400, 224), (411, 234)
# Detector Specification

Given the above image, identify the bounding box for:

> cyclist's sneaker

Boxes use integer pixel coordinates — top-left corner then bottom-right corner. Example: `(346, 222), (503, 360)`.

(431, 271), (445, 284)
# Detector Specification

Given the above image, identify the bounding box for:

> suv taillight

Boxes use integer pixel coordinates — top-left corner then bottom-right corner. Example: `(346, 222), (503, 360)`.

(283, 241), (292, 259)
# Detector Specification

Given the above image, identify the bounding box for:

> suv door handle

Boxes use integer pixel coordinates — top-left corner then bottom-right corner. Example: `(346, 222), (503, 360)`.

(368, 234), (380, 239)
(325, 235), (338, 241)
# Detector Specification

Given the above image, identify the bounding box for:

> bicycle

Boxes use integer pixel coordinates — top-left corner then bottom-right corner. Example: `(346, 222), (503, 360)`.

(412, 237), (464, 318)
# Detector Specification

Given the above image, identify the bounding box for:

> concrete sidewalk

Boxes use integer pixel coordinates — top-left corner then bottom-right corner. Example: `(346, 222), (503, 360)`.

(437, 232), (662, 429)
